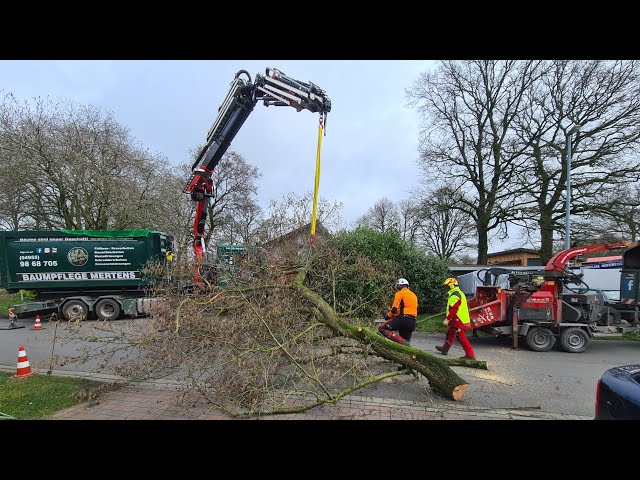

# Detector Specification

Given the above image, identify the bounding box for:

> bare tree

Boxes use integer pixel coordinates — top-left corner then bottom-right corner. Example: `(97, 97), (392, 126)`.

(228, 197), (264, 245)
(572, 183), (640, 243)
(257, 191), (343, 244)
(415, 186), (476, 259)
(150, 164), (195, 260)
(356, 198), (400, 232)
(512, 60), (640, 262)
(407, 60), (543, 264)
(0, 140), (32, 229)
(211, 206), (260, 248)
(0, 93), (179, 233)
(449, 253), (478, 265)
(397, 199), (422, 244)
(201, 151), (261, 249)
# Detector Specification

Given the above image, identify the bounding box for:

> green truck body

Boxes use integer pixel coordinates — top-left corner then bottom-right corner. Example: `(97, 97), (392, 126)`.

(0, 230), (173, 321)
(0, 230), (173, 293)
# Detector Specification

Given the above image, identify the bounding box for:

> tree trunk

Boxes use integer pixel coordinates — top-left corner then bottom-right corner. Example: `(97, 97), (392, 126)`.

(293, 269), (480, 401)
(539, 206), (555, 264)
(476, 222), (489, 265)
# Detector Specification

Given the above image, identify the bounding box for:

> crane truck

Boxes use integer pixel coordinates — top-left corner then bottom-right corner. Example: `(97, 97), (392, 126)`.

(463, 242), (636, 353)
(1, 67), (331, 322)
(183, 67), (331, 281)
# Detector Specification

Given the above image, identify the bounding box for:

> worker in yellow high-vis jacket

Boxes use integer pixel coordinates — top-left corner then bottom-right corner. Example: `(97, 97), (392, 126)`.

(436, 277), (476, 360)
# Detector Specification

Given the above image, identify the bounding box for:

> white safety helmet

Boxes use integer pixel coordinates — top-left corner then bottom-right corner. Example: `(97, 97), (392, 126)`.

(396, 278), (409, 287)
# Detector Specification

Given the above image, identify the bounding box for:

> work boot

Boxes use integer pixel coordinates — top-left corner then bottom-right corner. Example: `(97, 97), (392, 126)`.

(404, 339), (411, 347)
(458, 355), (476, 360)
(435, 343), (450, 355)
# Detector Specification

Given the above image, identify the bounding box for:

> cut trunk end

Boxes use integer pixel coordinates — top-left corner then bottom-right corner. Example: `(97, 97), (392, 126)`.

(452, 383), (469, 401)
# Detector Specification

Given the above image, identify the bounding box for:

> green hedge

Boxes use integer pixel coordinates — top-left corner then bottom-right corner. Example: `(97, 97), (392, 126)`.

(308, 228), (449, 317)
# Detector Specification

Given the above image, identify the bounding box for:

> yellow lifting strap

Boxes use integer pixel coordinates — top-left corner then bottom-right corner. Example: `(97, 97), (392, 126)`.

(310, 115), (325, 238)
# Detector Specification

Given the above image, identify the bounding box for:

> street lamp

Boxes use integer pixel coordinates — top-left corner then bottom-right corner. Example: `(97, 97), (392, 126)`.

(565, 123), (582, 250)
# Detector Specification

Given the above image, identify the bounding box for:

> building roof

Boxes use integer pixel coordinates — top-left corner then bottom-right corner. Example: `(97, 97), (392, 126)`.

(487, 248), (540, 257)
(262, 222), (329, 247)
(449, 265), (543, 273)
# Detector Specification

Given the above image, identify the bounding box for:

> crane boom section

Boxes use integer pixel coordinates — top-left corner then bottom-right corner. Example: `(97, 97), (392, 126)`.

(183, 67), (330, 276)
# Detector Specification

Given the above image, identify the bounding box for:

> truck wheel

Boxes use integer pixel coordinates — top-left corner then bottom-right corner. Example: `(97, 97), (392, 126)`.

(598, 307), (621, 326)
(95, 299), (121, 321)
(61, 300), (88, 321)
(525, 326), (556, 352)
(559, 327), (589, 353)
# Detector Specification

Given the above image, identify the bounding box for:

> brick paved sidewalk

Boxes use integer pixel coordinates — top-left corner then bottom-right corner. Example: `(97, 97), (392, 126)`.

(48, 381), (591, 420)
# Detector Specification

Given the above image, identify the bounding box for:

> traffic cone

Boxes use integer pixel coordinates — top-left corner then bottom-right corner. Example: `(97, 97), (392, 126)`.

(12, 346), (37, 379)
(32, 314), (43, 330)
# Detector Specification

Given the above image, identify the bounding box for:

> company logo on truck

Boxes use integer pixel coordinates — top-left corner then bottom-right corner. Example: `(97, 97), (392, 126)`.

(17, 271), (141, 282)
(67, 247), (88, 266)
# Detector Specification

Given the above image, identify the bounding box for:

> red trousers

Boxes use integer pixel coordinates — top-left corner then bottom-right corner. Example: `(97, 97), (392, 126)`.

(445, 322), (475, 358)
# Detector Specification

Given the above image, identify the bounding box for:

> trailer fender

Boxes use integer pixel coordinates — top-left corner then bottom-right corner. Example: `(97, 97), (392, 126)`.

(518, 323), (531, 337)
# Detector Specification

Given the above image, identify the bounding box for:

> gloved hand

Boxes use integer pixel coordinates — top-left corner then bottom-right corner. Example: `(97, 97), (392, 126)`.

(384, 313), (390, 321)
(443, 318), (450, 326)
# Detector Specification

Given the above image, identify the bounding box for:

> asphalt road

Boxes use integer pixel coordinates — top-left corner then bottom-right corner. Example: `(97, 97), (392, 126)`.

(1, 317), (638, 417)
(360, 332), (639, 417)
(0, 316), (137, 373)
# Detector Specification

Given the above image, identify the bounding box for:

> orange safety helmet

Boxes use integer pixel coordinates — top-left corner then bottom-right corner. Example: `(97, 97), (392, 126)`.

(443, 277), (458, 288)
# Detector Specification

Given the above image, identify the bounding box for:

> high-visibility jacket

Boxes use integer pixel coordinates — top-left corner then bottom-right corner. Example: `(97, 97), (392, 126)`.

(387, 287), (418, 318)
(446, 286), (470, 324)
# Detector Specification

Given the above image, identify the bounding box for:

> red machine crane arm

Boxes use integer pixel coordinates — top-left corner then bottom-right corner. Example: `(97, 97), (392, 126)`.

(544, 242), (630, 272)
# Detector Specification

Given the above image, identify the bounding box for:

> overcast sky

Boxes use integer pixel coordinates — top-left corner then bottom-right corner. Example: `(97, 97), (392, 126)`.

(0, 60), (524, 253)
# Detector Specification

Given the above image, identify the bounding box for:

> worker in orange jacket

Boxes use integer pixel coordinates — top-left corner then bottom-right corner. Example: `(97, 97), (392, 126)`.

(436, 277), (476, 360)
(378, 278), (418, 347)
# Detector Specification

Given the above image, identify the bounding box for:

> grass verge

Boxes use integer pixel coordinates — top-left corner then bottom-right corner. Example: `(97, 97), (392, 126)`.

(0, 372), (103, 420)
(595, 332), (640, 341)
(416, 312), (448, 334)
(623, 332), (640, 341)
(0, 290), (36, 315)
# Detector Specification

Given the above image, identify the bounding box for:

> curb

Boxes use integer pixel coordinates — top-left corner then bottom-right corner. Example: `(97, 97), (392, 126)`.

(0, 365), (184, 389)
(339, 394), (592, 420)
(0, 365), (592, 420)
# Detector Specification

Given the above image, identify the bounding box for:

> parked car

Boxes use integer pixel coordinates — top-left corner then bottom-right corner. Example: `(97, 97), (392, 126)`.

(595, 364), (640, 419)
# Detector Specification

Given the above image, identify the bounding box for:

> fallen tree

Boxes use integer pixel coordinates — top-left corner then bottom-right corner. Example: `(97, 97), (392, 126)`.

(49, 242), (486, 415)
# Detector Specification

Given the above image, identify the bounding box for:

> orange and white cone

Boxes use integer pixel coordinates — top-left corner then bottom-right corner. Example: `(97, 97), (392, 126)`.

(32, 314), (43, 331)
(12, 346), (37, 379)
